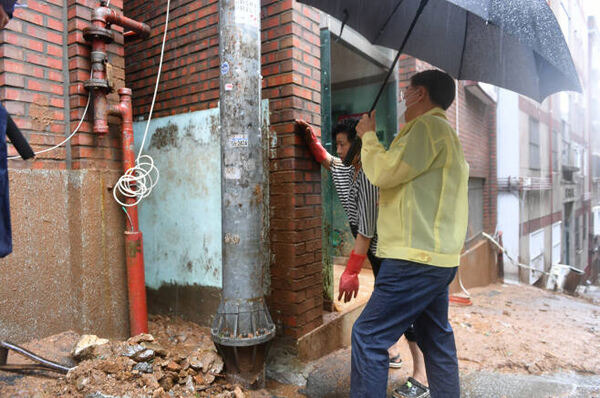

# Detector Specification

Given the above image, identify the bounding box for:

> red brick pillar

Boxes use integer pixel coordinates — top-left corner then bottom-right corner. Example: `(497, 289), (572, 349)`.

(0, 0), (69, 169)
(67, 0), (125, 170)
(397, 55), (417, 94)
(261, 0), (323, 339)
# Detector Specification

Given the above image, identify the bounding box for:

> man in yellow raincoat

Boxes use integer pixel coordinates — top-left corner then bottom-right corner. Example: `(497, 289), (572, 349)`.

(350, 70), (468, 398)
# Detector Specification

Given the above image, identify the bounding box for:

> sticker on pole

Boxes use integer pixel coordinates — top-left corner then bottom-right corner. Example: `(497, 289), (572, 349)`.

(234, 0), (259, 28)
(229, 135), (249, 148)
(221, 62), (230, 75)
(225, 83), (234, 91)
(224, 167), (241, 180)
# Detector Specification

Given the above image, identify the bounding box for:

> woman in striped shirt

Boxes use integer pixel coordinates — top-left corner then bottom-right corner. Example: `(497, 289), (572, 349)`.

(295, 120), (428, 389)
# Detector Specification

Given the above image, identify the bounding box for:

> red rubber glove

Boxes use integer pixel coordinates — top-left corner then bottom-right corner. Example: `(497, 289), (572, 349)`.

(338, 250), (366, 303)
(295, 119), (328, 163)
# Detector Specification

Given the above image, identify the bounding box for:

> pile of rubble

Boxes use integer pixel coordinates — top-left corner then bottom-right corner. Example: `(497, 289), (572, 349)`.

(47, 316), (246, 398)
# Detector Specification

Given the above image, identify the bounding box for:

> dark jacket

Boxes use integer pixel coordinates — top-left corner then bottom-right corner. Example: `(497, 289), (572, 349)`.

(1, 0), (17, 18)
(0, 104), (12, 257)
(0, 106), (34, 258)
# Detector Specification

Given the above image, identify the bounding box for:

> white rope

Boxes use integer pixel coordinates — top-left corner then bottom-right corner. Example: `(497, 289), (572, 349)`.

(482, 232), (551, 276)
(112, 0), (170, 207)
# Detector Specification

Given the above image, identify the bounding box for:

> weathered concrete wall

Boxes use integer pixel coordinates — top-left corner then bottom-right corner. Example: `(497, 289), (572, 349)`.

(0, 169), (128, 342)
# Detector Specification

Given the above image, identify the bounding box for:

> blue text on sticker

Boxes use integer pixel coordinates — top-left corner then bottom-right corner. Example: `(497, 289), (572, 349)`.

(229, 135), (248, 147)
(221, 62), (230, 75)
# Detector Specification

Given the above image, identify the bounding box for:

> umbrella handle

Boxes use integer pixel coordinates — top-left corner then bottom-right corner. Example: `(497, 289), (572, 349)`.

(335, 9), (349, 43)
(369, 0), (430, 114)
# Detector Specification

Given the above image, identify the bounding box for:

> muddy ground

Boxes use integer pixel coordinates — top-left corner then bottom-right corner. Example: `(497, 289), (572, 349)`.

(0, 284), (598, 397)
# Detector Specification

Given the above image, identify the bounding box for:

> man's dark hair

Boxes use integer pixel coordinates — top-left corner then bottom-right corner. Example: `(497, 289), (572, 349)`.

(410, 70), (455, 110)
(332, 119), (357, 141)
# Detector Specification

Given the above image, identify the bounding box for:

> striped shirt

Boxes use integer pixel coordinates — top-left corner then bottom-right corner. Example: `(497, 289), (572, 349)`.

(330, 158), (379, 255)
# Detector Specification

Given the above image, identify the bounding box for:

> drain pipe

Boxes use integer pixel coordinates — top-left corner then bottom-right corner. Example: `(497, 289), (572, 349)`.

(109, 89), (148, 336)
(83, 1), (151, 336)
(211, 0), (276, 388)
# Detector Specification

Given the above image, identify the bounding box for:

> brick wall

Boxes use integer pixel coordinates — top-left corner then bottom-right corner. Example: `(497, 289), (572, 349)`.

(124, 0), (219, 118)
(485, 101), (498, 234)
(397, 55), (417, 94)
(1, 0), (68, 168)
(262, 0), (323, 339)
(68, 0), (125, 170)
(448, 83), (498, 234)
(0, 0), (125, 170)
(123, 0), (324, 339)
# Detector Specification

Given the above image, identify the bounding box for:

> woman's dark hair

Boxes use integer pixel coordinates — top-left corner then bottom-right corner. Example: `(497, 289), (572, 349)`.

(332, 119), (358, 142)
(332, 119), (361, 166)
(410, 69), (456, 110)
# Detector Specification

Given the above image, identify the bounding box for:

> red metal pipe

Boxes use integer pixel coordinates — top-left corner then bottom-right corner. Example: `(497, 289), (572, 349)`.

(111, 88), (148, 335)
(89, 38), (110, 135)
(92, 7), (151, 38)
(85, 3), (151, 335)
(124, 231), (148, 335)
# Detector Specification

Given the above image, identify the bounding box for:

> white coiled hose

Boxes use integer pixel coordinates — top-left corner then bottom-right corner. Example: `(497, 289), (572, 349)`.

(111, 0), (170, 207)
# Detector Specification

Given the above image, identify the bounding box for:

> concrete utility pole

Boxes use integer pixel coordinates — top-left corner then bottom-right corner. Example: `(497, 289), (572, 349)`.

(211, 0), (276, 388)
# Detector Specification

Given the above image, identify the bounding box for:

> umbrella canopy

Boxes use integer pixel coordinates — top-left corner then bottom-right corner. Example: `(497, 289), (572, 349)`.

(297, 0), (581, 103)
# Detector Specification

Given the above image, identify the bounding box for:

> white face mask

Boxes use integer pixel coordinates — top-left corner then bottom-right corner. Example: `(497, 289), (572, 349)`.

(398, 98), (407, 124)
(398, 89), (419, 124)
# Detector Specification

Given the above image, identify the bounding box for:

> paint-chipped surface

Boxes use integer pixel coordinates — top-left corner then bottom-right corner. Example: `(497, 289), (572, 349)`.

(134, 109), (223, 289)
(149, 122), (179, 150)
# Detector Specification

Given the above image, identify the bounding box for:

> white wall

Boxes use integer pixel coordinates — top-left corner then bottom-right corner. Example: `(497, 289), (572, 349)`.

(497, 89), (521, 283)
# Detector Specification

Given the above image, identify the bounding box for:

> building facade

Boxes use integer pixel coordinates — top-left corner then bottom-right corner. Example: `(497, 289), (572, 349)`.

(497, 0), (596, 286)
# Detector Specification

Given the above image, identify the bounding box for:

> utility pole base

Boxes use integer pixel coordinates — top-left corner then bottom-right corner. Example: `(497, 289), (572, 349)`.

(216, 343), (269, 389)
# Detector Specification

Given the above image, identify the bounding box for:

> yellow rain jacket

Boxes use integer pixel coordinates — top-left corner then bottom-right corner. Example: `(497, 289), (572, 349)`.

(361, 107), (469, 267)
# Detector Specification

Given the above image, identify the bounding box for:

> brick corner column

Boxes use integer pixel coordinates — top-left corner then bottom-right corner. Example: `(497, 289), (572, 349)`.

(67, 0), (125, 171)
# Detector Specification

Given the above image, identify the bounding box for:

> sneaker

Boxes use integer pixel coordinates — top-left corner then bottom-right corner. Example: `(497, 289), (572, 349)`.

(392, 377), (430, 398)
(389, 355), (403, 368)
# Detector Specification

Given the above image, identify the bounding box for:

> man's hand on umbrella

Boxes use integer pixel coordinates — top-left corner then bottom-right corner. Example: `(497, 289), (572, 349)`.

(356, 111), (376, 138)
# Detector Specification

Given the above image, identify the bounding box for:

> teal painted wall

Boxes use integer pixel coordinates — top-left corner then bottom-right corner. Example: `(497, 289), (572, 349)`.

(134, 101), (270, 291)
(134, 109), (223, 289)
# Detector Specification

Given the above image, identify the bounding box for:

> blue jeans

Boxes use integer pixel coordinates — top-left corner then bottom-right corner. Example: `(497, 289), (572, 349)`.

(351, 259), (459, 398)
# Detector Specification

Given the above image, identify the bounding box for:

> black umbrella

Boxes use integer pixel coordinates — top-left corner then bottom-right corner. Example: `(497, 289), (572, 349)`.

(299, 0), (581, 103)
(298, 0), (582, 164)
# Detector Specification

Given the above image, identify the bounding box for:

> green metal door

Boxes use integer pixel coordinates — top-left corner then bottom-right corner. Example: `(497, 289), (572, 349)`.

(320, 29), (397, 309)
